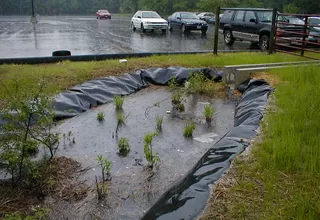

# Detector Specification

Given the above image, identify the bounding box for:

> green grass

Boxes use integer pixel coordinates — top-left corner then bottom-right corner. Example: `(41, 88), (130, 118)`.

(155, 115), (163, 132)
(114, 96), (124, 111)
(200, 65), (320, 220)
(117, 111), (125, 126)
(0, 53), (306, 105)
(203, 104), (215, 123)
(118, 137), (130, 154)
(183, 121), (196, 138)
(97, 112), (105, 122)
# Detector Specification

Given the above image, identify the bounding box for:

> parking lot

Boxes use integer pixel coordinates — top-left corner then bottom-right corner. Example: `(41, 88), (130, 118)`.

(0, 15), (256, 58)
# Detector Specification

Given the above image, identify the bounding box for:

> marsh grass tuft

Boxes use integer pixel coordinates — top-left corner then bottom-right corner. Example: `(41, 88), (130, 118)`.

(117, 111), (125, 126)
(155, 115), (163, 132)
(144, 132), (159, 168)
(114, 96), (124, 110)
(97, 112), (105, 122)
(203, 105), (215, 123)
(118, 137), (130, 155)
(184, 121), (196, 138)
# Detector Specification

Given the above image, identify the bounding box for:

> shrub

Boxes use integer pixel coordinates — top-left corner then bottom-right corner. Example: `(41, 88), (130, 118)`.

(114, 96), (124, 110)
(184, 121), (196, 138)
(118, 137), (130, 154)
(203, 105), (215, 123)
(144, 132), (159, 168)
(97, 112), (105, 122)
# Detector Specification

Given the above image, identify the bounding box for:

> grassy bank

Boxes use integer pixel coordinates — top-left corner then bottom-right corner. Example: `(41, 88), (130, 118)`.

(0, 53), (305, 103)
(199, 66), (320, 219)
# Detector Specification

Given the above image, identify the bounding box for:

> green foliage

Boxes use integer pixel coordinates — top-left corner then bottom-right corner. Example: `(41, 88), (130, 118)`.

(155, 115), (163, 132)
(143, 132), (159, 168)
(97, 112), (105, 122)
(2, 208), (51, 220)
(283, 3), (300, 13)
(117, 111), (125, 126)
(114, 96), (124, 111)
(203, 104), (215, 123)
(118, 137), (130, 154)
(184, 121), (196, 138)
(169, 77), (186, 112)
(186, 72), (213, 96)
(97, 154), (111, 181)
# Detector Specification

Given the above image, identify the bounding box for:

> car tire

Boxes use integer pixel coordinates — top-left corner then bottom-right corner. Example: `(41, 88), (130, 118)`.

(259, 35), (269, 51)
(141, 23), (146, 33)
(168, 22), (173, 31)
(224, 30), (235, 45)
(181, 24), (187, 33)
(201, 29), (207, 34)
(131, 23), (136, 31)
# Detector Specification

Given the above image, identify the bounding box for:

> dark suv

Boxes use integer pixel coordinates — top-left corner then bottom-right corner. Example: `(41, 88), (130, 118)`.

(219, 8), (303, 50)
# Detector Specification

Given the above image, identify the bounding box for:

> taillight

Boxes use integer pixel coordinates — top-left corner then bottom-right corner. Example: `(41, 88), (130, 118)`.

(276, 29), (281, 36)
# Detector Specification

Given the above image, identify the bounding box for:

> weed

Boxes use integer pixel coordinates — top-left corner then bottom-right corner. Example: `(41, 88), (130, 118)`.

(178, 103), (185, 112)
(114, 96), (124, 110)
(155, 115), (163, 132)
(97, 112), (105, 122)
(187, 72), (211, 95)
(97, 154), (111, 182)
(117, 111), (125, 126)
(144, 132), (160, 168)
(184, 121), (196, 138)
(118, 137), (130, 155)
(203, 105), (215, 123)
(2, 208), (51, 220)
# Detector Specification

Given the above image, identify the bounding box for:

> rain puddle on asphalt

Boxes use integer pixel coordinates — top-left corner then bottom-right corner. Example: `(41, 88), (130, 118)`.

(48, 86), (236, 220)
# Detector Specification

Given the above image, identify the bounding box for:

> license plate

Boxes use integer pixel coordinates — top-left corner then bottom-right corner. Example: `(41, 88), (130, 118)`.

(197, 26), (201, 29)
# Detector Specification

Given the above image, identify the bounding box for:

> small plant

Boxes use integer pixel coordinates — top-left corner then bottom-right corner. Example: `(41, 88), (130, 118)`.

(203, 105), (215, 123)
(118, 137), (130, 155)
(184, 121), (196, 138)
(114, 96), (124, 110)
(168, 76), (179, 91)
(117, 111), (125, 126)
(144, 132), (160, 168)
(155, 115), (163, 132)
(178, 103), (185, 112)
(97, 155), (111, 182)
(97, 112), (105, 122)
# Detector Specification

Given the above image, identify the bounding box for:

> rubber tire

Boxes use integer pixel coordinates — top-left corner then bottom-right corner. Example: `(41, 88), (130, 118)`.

(141, 23), (146, 33)
(201, 29), (207, 34)
(161, 29), (167, 33)
(181, 24), (187, 33)
(168, 22), (172, 31)
(259, 35), (269, 51)
(131, 23), (136, 31)
(52, 50), (71, 57)
(224, 30), (235, 45)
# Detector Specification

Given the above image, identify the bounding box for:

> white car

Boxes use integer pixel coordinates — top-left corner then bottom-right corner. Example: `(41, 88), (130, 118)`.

(131, 11), (168, 33)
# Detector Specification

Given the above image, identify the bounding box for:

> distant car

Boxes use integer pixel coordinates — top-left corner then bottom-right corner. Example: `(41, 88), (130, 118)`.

(197, 12), (216, 23)
(96, 10), (111, 19)
(307, 17), (320, 43)
(131, 11), (168, 33)
(168, 12), (208, 33)
(285, 16), (304, 25)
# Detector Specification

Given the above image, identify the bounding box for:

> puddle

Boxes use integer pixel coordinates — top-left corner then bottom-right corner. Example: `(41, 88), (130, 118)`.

(50, 87), (236, 219)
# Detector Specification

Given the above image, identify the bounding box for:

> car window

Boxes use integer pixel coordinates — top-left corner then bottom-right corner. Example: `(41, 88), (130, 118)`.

(180, 13), (199, 19)
(234, 11), (245, 22)
(135, 12), (141, 18)
(221, 10), (233, 22)
(175, 13), (180, 18)
(256, 11), (272, 22)
(142, 11), (160, 18)
(245, 11), (256, 22)
(309, 18), (320, 26)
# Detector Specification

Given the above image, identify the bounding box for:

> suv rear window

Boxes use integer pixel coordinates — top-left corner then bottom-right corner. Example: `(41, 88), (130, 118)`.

(221, 10), (234, 22)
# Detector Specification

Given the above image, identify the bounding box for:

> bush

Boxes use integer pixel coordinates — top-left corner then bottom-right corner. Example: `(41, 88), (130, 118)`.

(97, 112), (105, 122)
(118, 137), (130, 154)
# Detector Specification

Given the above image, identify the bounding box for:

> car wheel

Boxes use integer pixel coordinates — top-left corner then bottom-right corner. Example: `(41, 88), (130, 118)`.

(224, 30), (235, 45)
(131, 22), (136, 31)
(259, 35), (269, 51)
(181, 24), (187, 33)
(168, 22), (172, 31)
(162, 29), (167, 33)
(201, 29), (207, 34)
(141, 23), (146, 33)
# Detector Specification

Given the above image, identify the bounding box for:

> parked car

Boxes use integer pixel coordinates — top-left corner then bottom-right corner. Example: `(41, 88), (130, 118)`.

(307, 17), (320, 43)
(168, 12), (208, 33)
(131, 11), (168, 33)
(96, 10), (111, 19)
(219, 8), (304, 50)
(197, 12), (216, 24)
(285, 15), (304, 25)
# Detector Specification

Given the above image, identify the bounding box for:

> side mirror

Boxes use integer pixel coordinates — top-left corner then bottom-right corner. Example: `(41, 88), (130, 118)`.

(137, 16), (141, 19)
(249, 18), (256, 23)
(177, 17), (181, 20)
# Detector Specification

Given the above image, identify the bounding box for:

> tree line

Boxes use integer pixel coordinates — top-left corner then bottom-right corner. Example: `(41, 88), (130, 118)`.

(0, 0), (319, 15)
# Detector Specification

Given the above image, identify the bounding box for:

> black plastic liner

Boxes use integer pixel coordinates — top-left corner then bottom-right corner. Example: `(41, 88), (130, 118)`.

(141, 79), (272, 220)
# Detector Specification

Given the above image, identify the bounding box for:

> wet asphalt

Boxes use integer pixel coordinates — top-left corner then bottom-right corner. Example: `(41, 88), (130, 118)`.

(0, 15), (257, 58)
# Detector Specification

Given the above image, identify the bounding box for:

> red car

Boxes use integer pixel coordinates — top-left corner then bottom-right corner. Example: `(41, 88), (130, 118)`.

(96, 10), (111, 19)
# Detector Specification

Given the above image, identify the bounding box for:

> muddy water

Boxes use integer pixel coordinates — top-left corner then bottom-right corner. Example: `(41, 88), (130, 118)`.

(51, 87), (235, 220)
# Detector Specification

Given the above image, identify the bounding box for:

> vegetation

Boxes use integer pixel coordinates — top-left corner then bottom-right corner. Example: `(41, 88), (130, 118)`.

(183, 121), (196, 138)
(168, 77), (186, 112)
(114, 96), (124, 111)
(117, 111), (125, 126)
(200, 66), (320, 219)
(96, 154), (111, 182)
(0, 0), (318, 15)
(155, 115), (163, 132)
(118, 137), (130, 155)
(2, 208), (51, 220)
(97, 112), (105, 122)
(143, 132), (159, 168)
(203, 104), (215, 123)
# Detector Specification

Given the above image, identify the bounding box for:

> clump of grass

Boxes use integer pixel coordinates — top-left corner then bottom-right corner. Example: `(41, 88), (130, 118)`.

(117, 111), (125, 126)
(203, 105), (215, 123)
(169, 78), (185, 112)
(144, 132), (159, 168)
(155, 115), (163, 132)
(184, 121), (196, 138)
(118, 137), (130, 155)
(114, 96), (124, 110)
(97, 112), (105, 122)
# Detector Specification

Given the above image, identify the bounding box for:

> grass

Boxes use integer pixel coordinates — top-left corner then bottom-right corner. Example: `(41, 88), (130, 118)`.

(118, 137), (130, 154)
(0, 53), (307, 105)
(203, 104), (215, 123)
(183, 121), (196, 138)
(114, 96), (124, 110)
(117, 111), (125, 126)
(199, 65), (320, 220)
(97, 112), (105, 122)
(155, 115), (163, 132)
